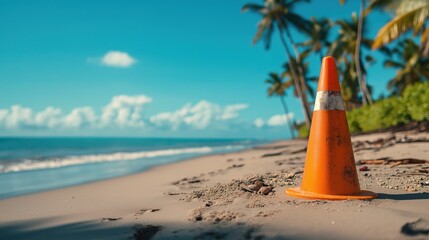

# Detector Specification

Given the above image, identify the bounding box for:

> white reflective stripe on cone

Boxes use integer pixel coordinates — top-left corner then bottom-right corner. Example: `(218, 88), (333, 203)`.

(313, 91), (345, 111)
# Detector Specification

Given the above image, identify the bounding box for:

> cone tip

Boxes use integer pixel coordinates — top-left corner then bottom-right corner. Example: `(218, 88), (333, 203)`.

(322, 56), (335, 63)
(318, 56), (341, 92)
(322, 56), (337, 71)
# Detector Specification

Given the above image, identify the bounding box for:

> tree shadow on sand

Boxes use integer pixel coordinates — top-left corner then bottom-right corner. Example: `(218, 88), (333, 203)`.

(0, 217), (295, 240)
(377, 192), (429, 200)
(0, 218), (133, 240)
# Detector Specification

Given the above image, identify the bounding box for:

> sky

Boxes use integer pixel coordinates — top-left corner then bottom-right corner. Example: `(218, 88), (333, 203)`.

(0, 0), (395, 139)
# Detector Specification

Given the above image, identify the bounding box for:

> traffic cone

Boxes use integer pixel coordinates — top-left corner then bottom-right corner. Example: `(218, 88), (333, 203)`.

(285, 56), (377, 200)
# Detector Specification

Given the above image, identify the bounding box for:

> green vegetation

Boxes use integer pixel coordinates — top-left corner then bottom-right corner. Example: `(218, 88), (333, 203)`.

(346, 96), (410, 133)
(402, 82), (429, 121)
(298, 82), (429, 138)
(296, 122), (310, 139)
(347, 82), (429, 133)
(242, 0), (429, 139)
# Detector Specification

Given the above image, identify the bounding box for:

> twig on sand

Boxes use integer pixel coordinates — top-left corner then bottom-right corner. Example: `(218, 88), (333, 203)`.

(227, 164), (244, 169)
(260, 147), (307, 158)
(356, 158), (429, 167)
(253, 145), (289, 150)
(163, 192), (186, 196)
(354, 136), (429, 152)
(134, 208), (160, 216)
(290, 147), (307, 154)
(261, 152), (284, 158)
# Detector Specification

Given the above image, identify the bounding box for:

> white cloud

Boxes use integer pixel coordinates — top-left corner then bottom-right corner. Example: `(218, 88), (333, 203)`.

(150, 100), (248, 130)
(98, 51), (136, 68)
(0, 105), (96, 130)
(101, 95), (152, 127)
(220, 104), (248, 120)
(267, 113), (294, 127)
(253, 113), (294, 129)
(34, 107), (63, 129)
(0, 95), (151, 130)
(0, 105), (33, 129)
(63, 107), (97, 128)
(149, 105), (190, 130)
(0, 97), (248, 132)
(254, 118), (265, 128)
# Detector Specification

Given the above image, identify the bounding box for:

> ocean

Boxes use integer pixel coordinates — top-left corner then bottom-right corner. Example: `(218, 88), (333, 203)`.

(0, 137), (264, 199)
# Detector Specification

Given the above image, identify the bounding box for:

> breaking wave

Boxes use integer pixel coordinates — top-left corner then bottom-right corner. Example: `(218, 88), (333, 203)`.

(0, 145), (244, 174)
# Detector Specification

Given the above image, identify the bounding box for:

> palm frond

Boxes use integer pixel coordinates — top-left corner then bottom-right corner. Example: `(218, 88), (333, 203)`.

(282, 80), (294, 90)
(306, 84), (315, 100)
(283, 13), (311, 34)
(300, 48), (312, 59)
(421, 25), (429, 44)
(296, 39), (312, 47)
(422, 36), (429, 56)
(372, 3), (429, 49)
(307, 76), (319, 82)
(383, 60), (404, 68)
(396, 0), (429, 14)
(263, 21), (274, 49)
(364, 0), (400, 15)
(241, 4), (264, 13)
(253, 17), (271, 45)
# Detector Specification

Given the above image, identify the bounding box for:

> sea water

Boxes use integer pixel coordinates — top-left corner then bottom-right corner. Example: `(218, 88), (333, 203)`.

(0, 137), (264, 199)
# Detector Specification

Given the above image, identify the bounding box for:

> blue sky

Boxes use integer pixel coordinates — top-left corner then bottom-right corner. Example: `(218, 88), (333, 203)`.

(0, 0), (395, 139)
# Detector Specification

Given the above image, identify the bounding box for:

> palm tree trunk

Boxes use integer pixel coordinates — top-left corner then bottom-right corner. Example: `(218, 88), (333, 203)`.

(360, 58), (373, 104)
(362, 71), (372, 102)
(277, 26), (312, 129)
(355, 0), (373, 105)
(423, 38), (429, 57)
(284, 27), (313, 113)
(280, 96), (295, 139)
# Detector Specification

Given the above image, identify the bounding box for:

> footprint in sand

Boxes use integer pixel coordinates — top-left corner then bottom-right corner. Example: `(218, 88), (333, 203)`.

(172, 176), (207, 185)
(254, 210), (280, 217)
(134, 208), (160, 217)
(227, 164), (244, 169)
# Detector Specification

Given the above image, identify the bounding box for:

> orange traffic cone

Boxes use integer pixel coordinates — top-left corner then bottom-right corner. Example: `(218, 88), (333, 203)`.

(285, 56), (377, 200)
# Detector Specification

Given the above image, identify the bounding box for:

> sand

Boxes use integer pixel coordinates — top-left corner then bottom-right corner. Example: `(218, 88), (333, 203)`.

(0, 129), (428, 240)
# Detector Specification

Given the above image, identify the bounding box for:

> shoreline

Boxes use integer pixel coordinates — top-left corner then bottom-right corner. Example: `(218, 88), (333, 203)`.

(0, 131), (428, 239)
(1, 139), (280, 200)
(0, 139), (271, 200)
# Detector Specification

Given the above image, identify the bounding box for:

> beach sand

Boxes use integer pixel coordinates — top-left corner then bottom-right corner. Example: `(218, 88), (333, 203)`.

(0, 129), (428, 239)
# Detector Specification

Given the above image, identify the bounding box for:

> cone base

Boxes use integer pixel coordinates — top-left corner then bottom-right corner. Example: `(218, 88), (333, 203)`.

(285, 187), (377, 200)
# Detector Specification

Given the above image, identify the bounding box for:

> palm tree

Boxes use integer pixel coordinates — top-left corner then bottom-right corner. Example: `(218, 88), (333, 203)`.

(266, 73), (296, 138)
(329, 13), (374, 105)
(338, 0), (373, 105)
(281, 55), (317, 102)
(339, 60), (361, 109)
(242, 0), (313, 129)
(297, 17), (332, 62)
(384, 39), (429, 95)
(354, 0), (372, 105)
(371, 0), (429, 56)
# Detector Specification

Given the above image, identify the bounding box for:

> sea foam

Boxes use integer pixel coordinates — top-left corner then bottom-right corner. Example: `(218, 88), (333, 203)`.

(0, 145), (243, 173)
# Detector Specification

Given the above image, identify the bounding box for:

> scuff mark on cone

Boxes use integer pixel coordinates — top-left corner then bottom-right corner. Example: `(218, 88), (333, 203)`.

(314, 91), (345, 111)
